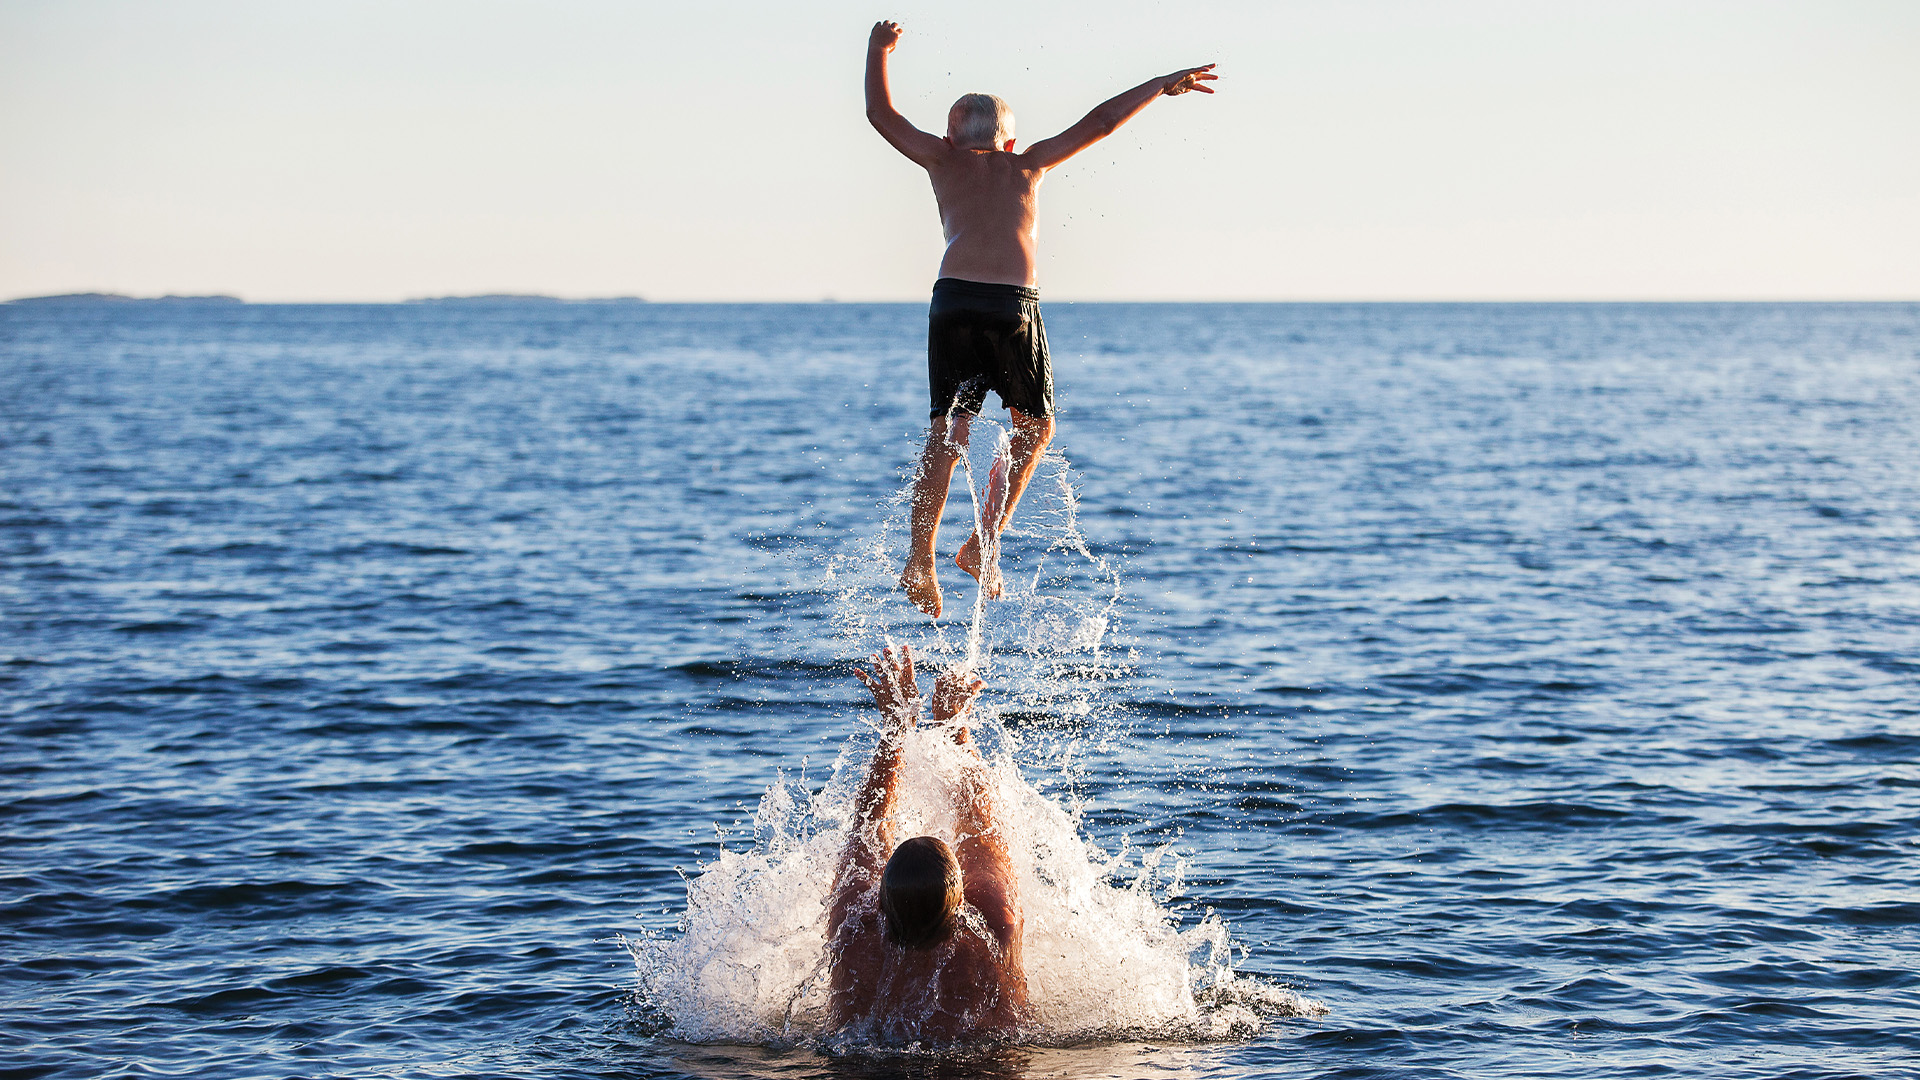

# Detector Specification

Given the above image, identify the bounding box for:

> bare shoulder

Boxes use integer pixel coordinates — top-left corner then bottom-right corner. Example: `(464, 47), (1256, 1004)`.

(826, 893), (885, 1021)
(954, 901), (1029, 1021)
(871, 113), (955, 171)
(992, 148), (1047, 177)
(963, 863), (1021, 946)
(1010, 145), (1061, 171)
(1014, 138), (1081, 174)
(827, 860), (881, 939)
(916, 141), (974, 176)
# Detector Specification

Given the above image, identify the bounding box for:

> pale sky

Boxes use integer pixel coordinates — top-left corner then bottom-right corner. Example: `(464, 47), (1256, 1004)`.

(1, 0), (1914, 302)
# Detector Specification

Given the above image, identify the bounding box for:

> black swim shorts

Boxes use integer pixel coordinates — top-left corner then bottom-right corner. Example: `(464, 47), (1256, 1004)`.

(927, 277), (1053, 420)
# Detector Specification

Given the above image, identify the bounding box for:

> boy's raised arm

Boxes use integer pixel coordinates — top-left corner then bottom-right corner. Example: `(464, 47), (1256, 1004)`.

(1021, 64), (1218, 172)
(865, 21), (949, 168)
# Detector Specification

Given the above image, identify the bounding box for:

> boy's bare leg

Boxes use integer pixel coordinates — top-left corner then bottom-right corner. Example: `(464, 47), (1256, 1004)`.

(956, 408), (1056, 597)
(901, 413), (971, 617)
(955, 447), (1011, 598)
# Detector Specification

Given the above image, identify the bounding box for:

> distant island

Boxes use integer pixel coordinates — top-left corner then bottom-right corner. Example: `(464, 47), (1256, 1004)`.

(7, 292), (244, 305)
(4, 292), (647, 305)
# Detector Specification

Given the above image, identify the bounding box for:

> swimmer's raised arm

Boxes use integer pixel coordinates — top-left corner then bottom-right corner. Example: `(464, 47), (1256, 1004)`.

(937, 668), (1024, 990)
(865, 21), (949, 168)
(846, 645), (921, 843)
(929, 664), (981, 728)
(827, 646), (922, 931)
(1021, 64), (1219, 172)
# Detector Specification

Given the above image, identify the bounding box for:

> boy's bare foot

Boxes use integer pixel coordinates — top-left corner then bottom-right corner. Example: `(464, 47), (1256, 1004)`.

(954, 533), (1004, 599)
(900, 556), (943, 617)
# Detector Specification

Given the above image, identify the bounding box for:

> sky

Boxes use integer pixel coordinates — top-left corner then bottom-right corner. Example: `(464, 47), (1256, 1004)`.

(1, 0), (1915, 302)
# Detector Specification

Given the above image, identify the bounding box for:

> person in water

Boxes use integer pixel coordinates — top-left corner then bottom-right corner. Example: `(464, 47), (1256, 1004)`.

(825, 644), (1026, 1042)
(865, 19), (1217, 617)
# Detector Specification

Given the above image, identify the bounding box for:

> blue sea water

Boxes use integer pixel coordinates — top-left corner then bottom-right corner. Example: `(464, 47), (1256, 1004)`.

(3, 299), (1918, 1078)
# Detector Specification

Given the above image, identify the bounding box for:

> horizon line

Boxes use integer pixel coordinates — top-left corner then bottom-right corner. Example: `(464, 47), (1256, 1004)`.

(7, 291), (1919, 307)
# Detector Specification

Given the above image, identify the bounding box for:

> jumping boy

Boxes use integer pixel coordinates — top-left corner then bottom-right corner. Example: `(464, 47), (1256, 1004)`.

(865, 19), (1217, 617)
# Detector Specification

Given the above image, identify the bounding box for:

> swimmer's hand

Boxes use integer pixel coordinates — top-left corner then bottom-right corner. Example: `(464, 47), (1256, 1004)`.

(1160, 64), (1219, 96)
(869, 20), (903, 53)
(854, 644), (920, 730)
(930, 667), (984, 727)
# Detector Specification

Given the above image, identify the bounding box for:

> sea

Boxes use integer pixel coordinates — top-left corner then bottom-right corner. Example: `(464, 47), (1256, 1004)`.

(3, 299), (1917, 1079)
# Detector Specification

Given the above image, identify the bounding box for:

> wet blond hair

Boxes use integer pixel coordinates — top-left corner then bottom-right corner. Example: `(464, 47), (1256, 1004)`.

(948, 93), (1014, 150)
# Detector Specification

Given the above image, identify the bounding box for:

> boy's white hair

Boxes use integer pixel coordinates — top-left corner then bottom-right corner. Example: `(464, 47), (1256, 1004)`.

(949, 93), (1014, 150)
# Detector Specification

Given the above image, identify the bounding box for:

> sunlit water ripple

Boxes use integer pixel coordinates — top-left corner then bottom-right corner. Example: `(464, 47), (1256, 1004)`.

(3, 300), (1918, 1078)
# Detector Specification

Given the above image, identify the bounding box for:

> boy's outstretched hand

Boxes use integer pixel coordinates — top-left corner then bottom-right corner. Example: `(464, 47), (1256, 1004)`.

(1161, 64), (1219, 96)
(854, 644), (920, 731)
(870, 20), (903, 52)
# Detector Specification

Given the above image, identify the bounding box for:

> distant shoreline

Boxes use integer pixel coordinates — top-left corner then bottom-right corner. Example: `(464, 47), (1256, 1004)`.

(4, 292), (649, 306)
(7, 292), (248, 305)
(4, 293), (1913, 306)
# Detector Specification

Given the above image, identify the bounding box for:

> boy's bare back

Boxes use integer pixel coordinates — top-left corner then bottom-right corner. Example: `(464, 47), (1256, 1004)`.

(865, 20), (1215, 289)
(926, 149), (1044, 287)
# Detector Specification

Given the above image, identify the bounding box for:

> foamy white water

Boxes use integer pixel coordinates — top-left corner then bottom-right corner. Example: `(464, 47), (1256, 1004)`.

(631, 723), (1323, 1046)
(632, 442), (1324, 1047)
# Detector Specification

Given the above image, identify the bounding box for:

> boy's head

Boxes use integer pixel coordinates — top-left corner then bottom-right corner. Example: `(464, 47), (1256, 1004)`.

(948, 93), (1015, 151)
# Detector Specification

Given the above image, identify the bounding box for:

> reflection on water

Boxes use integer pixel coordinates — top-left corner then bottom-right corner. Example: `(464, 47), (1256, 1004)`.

(665, 1039), (1222, 1080)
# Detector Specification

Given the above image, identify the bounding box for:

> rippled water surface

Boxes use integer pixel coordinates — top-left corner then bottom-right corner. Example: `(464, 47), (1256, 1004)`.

(4, 300), (1919, 1078)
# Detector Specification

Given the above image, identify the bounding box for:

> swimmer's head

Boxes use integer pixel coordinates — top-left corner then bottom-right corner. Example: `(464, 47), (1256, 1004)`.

(880, 836), (963, 949)
(948, 93), (1015, 151)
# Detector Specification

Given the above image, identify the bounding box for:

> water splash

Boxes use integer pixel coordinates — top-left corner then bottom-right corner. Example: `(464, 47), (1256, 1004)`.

(629, 725), (1324, 1046)
(955, 415), (1008, 673)
(822, 425), (1132, 741)
(634, 436), (1323, 1047)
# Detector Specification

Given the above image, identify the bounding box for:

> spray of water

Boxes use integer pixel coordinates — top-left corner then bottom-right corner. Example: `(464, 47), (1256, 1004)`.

(631, 431), (1324, 1047)
(821, 414), (1131, 735)
(956, 416), (1006, 673)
